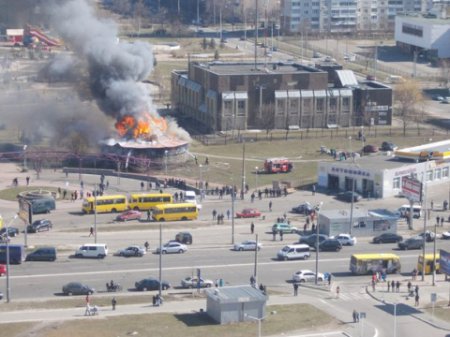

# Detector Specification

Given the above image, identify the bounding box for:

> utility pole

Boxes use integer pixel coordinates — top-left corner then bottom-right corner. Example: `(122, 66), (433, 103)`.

(254, 0), (259, 70)
(241, 141), (246, 198)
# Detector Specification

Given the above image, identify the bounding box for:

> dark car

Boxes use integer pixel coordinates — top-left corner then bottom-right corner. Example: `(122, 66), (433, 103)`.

(175, 232), (192, 245)
(317, 239), (342, 252)
(62, 282), (94, 296)
(336, 191), (362, 202)
(362, 144), (379, 153)
(135, 278), (170, 291)
(372, 233), (403, 244)
(27, 219), (53, 233)
(381, 142), (397, 151)
(25, 247), (57, 261)
(398, 237), (424, 250)
(0, 227), (19, 238)
(299, 234), (328, 247)
(291, 202), (313, 215)
(418, 231), (435, 242)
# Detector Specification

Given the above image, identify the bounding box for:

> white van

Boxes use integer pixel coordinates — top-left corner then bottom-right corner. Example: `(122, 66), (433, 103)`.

(397, 204), (422, 219)
(184, 190), (202, 209)
(277, 244), (310, 261)
(75, 244), (108, 259)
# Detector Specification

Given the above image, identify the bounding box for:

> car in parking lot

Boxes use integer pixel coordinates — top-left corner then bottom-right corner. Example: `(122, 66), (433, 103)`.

(299, 234), (328, 247)
(115, 245), (146, 257)
(316, 239), (342, 252)
(292, 269), (324, 283)
(332, 233), (357, 246)
(135, 278), (170, 291)
(291, 202), (313, 215)
(62, 282), (94, 296)
(236, 208), (261, 218)
(115, 210), (142, 221)
(0, 264), (6, 276)
(380, 141), (398, 151)
(0, 227), (19, 238)
(156, 241), (187, 254)
(398, 236), (424, 250)
(180, 276), (214, 288)
(175, 231), (193, 244)
(27, 219), (53, 233)
(362, 144), (379, 153)
(233, 240), (262, 251)
(372, 232), (403, 244)
(272, 223), (298, 234)
(432, 95), (444, 101)
(336, 191), (362, 202)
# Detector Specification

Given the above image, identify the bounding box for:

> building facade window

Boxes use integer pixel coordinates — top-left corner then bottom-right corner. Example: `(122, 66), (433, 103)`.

(435, 168), (442, 180)
(426, 170), (433, 182)
(224, 100), (232, 115)
(393, 177), (400, 189)
(316, 98), (325, 112)
(443, 167), (449, 178)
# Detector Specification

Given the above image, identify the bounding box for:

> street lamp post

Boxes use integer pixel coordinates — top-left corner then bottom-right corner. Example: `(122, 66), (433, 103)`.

(245, 311), (276, 337)
(164, 150), (168, 176)
(315, 202), (323, 285)
(199, 164), (203, 201)
(5, 214), (18, 303)
(94, 186), (97, 244)
(422, 157), (430, 282)
(255, 167), (259, 191)
(254, 234), (259, 285)
(23, 145), (27, 171)
(231, 189), (235, 244)
(159, 222), (162, 300)
(393, 302), (398, 337)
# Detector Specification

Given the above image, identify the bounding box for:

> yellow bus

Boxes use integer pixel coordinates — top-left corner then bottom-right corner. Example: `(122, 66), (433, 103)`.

(82, 194), (128, 214)
(350, 253), (401, 275)
(151, 203), (198, 221)
(128, 193), (173, 211)
(417, 253), (440, 275)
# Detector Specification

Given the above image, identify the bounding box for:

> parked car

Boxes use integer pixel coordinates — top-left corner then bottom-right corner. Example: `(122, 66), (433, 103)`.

(236, 208), (261, 218)
(372, 233), (403, 244)
(442, 231), (450, 240)
(233, 240), (262, 251)
(432, 95), (444, 101)
(292, 269), (324, 283)
(135, 278), (170, 291)
(180, 276), (214, 288)
(156, 241), (187, 254)
(272, 223), (298, 234)
(62, 282), (94, 296)
(316, 239), (342, 252)
(362, 144), (379, 153)
(0, 264), (6, 276)
(418, 231), (435, 242)
(0, 227), (19, 238)
(381, 141), (398, 152)
(25, 247), (57, 261)
(0, 291), (3, 300)
(332, 233), (357, 246)
(116, 210), (142, 221)
(175, 232), (193, 245)
(398, 236), (424, 250)
(115, 245), (146, 257)
(291, 202), (313, 215)
(75, 243), (108, 258)
(27, 219), (53, 233)
(336, 191), (362, 203)
(299, 234), (328, 247)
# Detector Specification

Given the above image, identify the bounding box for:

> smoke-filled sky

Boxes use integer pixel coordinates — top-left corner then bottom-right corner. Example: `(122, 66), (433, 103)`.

(0, 0), (189, 147)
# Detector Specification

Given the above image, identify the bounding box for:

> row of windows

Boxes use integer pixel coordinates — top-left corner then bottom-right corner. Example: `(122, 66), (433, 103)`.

(276, 97), (351, 114)
(95, 198), (126, 206)
(131, 196), (171, 203)
(158, 206), (197, 214)
(392, 167), (450, 189)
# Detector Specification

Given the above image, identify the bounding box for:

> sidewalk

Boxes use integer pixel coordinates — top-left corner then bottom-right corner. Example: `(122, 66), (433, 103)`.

(0, 292), (371, 337)
(366, 274), (450, 332)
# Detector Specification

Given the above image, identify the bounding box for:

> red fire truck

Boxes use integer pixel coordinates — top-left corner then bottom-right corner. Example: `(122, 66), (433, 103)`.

(263, 158), (293, 173)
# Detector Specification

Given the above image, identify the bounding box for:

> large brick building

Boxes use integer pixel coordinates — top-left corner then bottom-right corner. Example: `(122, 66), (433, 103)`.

(171, 61), (392, 133)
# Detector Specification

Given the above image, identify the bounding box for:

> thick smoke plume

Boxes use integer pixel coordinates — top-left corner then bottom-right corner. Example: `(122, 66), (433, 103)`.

(46, 0), (189, 141)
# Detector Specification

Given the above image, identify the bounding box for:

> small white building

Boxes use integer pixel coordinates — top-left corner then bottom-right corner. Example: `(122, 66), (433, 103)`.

(205, 285), (267, 325)
(317, 140), (450, 199)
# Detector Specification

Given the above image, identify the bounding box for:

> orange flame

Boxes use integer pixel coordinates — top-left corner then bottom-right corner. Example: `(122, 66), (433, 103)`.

(115, 113), (167, 139)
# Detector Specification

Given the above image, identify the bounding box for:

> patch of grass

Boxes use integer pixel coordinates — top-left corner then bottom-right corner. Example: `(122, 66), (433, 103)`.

(424, 302), (450, 322)
(0, 322), (35, 336)
(5, 303), (337, 337)
(0, 186), (74, 202)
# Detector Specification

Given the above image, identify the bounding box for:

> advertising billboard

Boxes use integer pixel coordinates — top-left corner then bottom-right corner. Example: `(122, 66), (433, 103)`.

(401, 176), (422, 203)
(439, 249), (450, 275)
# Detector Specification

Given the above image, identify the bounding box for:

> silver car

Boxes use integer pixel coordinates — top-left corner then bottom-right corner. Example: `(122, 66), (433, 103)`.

(115, 245), (146, 257)
(233, 240), (262, 251)
(156, 241), (187, 254)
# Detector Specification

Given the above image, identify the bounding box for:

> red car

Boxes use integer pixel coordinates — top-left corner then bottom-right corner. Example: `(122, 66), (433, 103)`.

(0, 264), (6, 276)
(236, 208), (261, 218)
(116, 210), (142, 221)
(362, 145), (379, 153)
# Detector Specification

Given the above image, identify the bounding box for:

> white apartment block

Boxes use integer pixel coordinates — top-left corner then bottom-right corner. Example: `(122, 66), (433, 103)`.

(281, 0), (426, 33)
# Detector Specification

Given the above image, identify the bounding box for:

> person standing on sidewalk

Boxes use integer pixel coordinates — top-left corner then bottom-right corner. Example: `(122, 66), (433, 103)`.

(391, 280), (395, 292)
(336, 286), (340, 299)
(269, 200), (273, 212)
(250, 222), (255, 234)
(111, 297), (117, 310)
(293, 283), (299, 296)
(415, 293), (420, 306)
(353, 309), (359, 323)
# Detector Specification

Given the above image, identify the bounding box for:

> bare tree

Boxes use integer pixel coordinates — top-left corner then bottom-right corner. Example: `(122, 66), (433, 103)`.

(257, 103), (275, 136)
(394, 79), (424, 136)
(439, 59), (450, 88)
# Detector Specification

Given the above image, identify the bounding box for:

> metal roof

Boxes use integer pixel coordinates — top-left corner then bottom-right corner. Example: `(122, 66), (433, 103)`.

(335, 70), (358, 87)
(206, 285), (267, 303)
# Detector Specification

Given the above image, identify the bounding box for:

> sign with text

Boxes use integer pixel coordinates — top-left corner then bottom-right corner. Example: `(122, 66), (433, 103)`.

(401, 176), (422, 203)
(439, 249), (450, 275)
